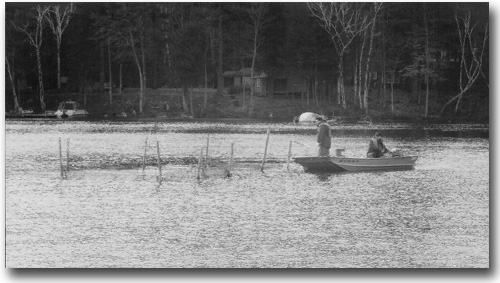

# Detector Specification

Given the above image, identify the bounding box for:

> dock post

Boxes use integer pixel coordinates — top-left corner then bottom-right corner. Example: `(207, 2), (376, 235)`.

(197, 147), (203, 181)
(260, 128), (271, 172)
(205, 134), (210, 168)
(156, 140), (162, 184)
(66, 138), (70, 172)
(225, 142), (234, 178)
(230, 142), (234, 170)
(142, 137), (148, 176)
(58, 138), (65, 179)
(287, 140), (292, 172)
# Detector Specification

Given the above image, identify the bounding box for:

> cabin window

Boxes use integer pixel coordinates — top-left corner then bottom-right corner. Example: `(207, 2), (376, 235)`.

(243, 77), (251, 85)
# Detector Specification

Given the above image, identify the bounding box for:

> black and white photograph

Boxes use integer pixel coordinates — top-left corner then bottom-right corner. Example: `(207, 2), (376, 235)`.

(3, 1), (491, 270)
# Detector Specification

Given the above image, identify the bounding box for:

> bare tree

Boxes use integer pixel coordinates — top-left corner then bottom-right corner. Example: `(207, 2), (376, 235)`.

(362, 3), (383, 115)
(423, 3), (430, 117)
(11, 5), (50, 111)
(355, 28), (368, 108)
(217, 9), (224, 99)
(127, 21), (147, 114)
(439, 12), (488, 116)
(45, 3), (75, 90)
(5, 18), (20, 113)
(5, 56), (20, 113)
(245, 3), (271, 116)
(308, 2), (370, 108)
(95, 3), (151, 114)
(388, 52), (402, 113)
(108, 35), (113, 106)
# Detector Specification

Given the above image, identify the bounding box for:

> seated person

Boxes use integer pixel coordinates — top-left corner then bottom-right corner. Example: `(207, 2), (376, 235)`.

(367, 132), (388, 158)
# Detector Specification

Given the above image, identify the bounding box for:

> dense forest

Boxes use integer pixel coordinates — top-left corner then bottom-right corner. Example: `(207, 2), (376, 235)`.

(4, 2), (489, 121)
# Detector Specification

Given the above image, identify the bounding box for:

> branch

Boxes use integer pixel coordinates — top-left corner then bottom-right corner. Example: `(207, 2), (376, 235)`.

(441, 11), (488, 115)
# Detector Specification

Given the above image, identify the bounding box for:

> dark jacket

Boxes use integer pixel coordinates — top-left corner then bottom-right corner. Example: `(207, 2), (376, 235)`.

(367, 137), (388, 157)
(317, 122), (332, 149)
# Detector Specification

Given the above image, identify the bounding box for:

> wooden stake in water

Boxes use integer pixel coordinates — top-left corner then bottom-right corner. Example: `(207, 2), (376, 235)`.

(142, 137), (148, 175)
(66, 138), (70, 172)
(156, 140), (162, 184)
(197, 147), (203, 181)
(260, 128), (271, 172)
(225, 142), (234, 178)
(287, 140), (292, 172)
(205, 133), (210, 168)
(230, 142), (234, 170)
(59, 138), (64, 179)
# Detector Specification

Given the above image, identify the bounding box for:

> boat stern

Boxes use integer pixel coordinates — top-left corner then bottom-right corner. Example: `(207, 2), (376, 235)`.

(293, 156), (346, 173)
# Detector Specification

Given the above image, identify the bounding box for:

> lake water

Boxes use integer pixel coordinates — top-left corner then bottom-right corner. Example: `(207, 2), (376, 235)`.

(4, 121), (489, 268)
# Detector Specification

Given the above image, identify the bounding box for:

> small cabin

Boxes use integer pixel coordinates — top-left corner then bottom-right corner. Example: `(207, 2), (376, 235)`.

(223, 68), (267, 94)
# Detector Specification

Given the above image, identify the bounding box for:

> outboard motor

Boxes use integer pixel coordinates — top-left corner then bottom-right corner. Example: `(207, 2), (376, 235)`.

(389, 148), (402, 157)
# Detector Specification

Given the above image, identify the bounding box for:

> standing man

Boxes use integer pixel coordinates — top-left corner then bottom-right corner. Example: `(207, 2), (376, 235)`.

(316, 116), (332, 157)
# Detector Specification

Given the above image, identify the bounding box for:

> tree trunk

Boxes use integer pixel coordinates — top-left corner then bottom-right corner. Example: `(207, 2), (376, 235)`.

(108, 36), (113, 108)
(242, 79), (247, 110)
(314, 77), (319, 109)
(217, 14), (224, 98)
(358, 29), (367, 109)
(306, 77), (310, 106)
(100, 44), (105, 89)
(182, 86), (188, 113)
(140, 31), (147, 114)
(382, 71), (386, 108)
(390, 55), (401, 113)
(6, 57), (20, 113)
(353, 51), (358, 107)
(189, 87), (194, 117)
(382, 11), (388, 108)
(440, 86), (474, 116)
(57, 47), (61, 89)
(204, 58), (208, 109)
(129, 30), (144, 114)
(417, 77), (421, 105)
(424, 3), (430, 117)
(119, 63), (122, 95)
(363, 18), (377, 115)
(338, 54), (346, 108)
(249, 40), (257, 116)
(390, 72), (395, 113)
(139, 74), (144, 114)
(35, 48), (46, 111)
(141, 32), (147, 95)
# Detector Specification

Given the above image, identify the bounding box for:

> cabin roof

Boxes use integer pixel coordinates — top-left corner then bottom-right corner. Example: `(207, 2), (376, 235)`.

(223, 68), (267, 78)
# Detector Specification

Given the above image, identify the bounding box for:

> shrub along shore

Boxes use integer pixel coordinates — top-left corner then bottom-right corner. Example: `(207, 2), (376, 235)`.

(7, 87), (489, 124)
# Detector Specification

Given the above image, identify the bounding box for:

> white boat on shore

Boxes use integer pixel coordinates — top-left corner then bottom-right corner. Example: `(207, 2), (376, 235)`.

(54, 100), (89, 118)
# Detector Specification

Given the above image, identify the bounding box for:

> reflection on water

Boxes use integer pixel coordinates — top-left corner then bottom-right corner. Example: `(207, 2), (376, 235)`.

(314, 173), (331, 182)
(5, 126), (489, 268)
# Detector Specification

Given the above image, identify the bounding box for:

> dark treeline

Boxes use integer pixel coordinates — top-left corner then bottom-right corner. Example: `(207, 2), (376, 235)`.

(5, 2), (489, 120)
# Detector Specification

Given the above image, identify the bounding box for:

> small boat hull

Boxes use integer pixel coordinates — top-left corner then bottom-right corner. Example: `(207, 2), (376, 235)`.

(54, 100), (89, 118)
(55, 109), (89, 118)
(294, 156), (418, 173)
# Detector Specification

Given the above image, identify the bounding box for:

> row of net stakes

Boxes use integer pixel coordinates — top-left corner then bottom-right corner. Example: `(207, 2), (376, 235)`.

(58, 129), (294, 183)
(140, 130), (293, 183)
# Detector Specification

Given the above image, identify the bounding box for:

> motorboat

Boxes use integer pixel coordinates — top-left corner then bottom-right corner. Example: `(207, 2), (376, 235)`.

(54, 100), (89, 118)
